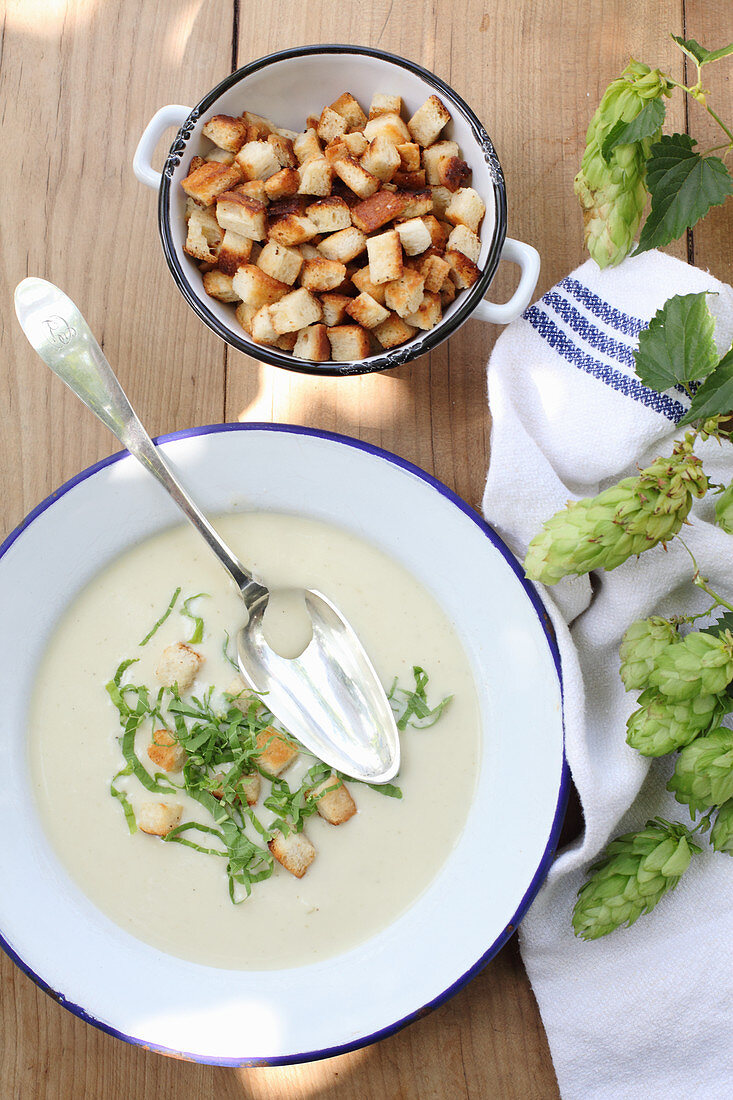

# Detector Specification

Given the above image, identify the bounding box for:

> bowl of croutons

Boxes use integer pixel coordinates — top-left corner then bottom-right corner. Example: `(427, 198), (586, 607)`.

(134, 45), (540, 374)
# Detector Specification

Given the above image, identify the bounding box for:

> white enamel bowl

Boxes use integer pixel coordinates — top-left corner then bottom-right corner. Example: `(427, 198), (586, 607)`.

(0, 425), (566, 1064)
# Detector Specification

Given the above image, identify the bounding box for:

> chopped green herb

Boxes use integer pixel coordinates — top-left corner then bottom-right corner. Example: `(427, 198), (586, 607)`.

(110, 765), (137, 834)
(388, 665), (453, 730)
(139, 587), (181, 647)
(181, 592), (209, 644)
(222, 630), (240, 672)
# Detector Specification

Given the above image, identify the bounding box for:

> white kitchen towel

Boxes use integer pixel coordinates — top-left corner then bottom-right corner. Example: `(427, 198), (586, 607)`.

(482, 250), (733, 1100)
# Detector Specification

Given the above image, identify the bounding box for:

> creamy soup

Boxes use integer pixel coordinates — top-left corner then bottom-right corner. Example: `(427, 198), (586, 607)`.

(28, 513), (480, 969)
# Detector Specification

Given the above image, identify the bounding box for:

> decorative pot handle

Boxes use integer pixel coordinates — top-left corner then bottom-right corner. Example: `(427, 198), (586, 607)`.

(472, 238), (541, 326)
(133, 105), (193, 189)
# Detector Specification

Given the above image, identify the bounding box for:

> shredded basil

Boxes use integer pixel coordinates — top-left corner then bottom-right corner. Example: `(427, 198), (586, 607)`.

(139, 588), (181, 647)
(180, 592), (208, 644)
(388, 665), (453, 730)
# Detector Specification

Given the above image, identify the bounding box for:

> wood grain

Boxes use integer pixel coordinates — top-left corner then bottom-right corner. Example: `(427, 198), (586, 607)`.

(1, 0), (730, 1096)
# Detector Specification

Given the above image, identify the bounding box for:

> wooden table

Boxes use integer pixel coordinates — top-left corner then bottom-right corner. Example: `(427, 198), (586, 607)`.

(2, 1), (731, 1095)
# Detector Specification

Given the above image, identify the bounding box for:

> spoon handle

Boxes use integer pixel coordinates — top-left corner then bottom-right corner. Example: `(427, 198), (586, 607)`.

(14, 277), (268, 609)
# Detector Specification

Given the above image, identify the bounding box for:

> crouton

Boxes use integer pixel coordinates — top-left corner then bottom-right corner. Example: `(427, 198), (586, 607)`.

(237, 179), (269, 203)
(226, 675), (261, 713)
(231, 264), (290, 309)
(268, 287), (323, 333)
(440, 277), (457, 305)
(445, 248), (481, 288)
(293, 323), (331, 362)
(438, 156), (472, 193)
(300, 257), (347, 292)
(205, 148), (236, 166)
(268, 829), (315, 878)
(317, 225), (367, 263)
(403, 290), (443, 330)
(267, 212), (319, 247)
(306, 195), (352, 233)
(364, 112), (411, 145)
(373, 312), (418, 349)
(385, 269), (426, 317)
(241, 110), (276, 135)
(445, 187), (486, 233)
(393, 169), (426, 190)
(395, 217), (433, 256)
(397, 189), (433, 218)
(267, 132), (298, 168)
(317, 105), (348, 144)
(417, 251), (452, 293)
(257, 240), (303, 285)
(351, 266), (387, 304)
(235, 140), (282, 181)
(397, 142), (421, 171)
(250, 305), (280, 344)
(294, 128), (322, 165)
(332, 155), (380, 199)
(430, 185), (454, 217)
(360, 136), (401, 182)
(408, 94), (451, 146)
(188, 155), (206, 174)
(184, 206), (222, 262)
(264, 167), (300, 200)
(217, 229), (253, 275)
(343, 131), (368, 157)
(235, 301), (256, 334)
(330, 92), (368, 132)
(297, 157), (333, 197)
(345, 292), (390, 329)
(212, 769), (261, 806)
(275, 331), (298, 351)
(369, 93), (403, 119)
(216, 192), (267, 240)
(148, 730), (187, 773)
(155, 642), (203, 691)
(327, 325), (372, 361)
(309, 775), (357, 824)
(268, 195), (309, 219)
(422, 140), (458, 184)
(320, 291), (353, 325)
(447, 224), (481, 262)
(366, 228), (403, 284)
(202, 114), (249, 152)
(182, 162), (244, 206)
(202, 269), (241, 302)
(255, 725), (299, 774)
(299, 242), (321, 259)
(323, 138), (348, 166)
(138, 802), (183, 837)
(350, 190), (406, 234)
(421, 214), (449, 249)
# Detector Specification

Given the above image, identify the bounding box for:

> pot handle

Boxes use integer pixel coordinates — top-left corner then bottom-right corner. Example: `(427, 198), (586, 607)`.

(472, 238), (541, 326)
(133, 105), (193, 189)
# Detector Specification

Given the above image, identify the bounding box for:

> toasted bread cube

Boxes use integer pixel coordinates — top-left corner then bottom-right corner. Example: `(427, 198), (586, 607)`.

(297, 157), (333, 197)
(360, 136), (401, 182)
(317, 105), (348, 144)
(255, 725), (299, 775)
(417, 252), (452, 292)
(366, 229), (403, 284)
(235, 302), (256, 334)
(184, 196), (205, 221)
(320, 292), (353, 325)
(257, 240), (303, 285)
(155, 642), (203, 691)
(240, 772), (261, 805)
(330, 92), (368, 132)
(393, 169), (426, 190)
(293, 323), (331, 362)
(202, 269), (240, 302)
(332, 155), (380, 199)
(397, 189), (433, 218)
(232, 264), (289, 308)
(327, 325), (372, 361)
(350, 266), (386, 304)
(294, 128), (322, 165)
(310, 775), (357, 824)
(397, 142), (421, 172)
(269, 287), (322, 334)
(241, 110), (276, 134)
(267, 132), (297, 168)
(438, 156), (471, 193)
(188, 155), (206, 174)
(148, 730), (186, 773)
(343, 131), (368, 157)
(267, 212), (319, 247)
(250, 305), (280, 344)
(408, 95), (451, 146)
(269, 830), (315, 878)
(430, 185), (454, 218)
(264, 167), (300, 200)
(138, 802), (183, 837)
(369, 93), (403, 119)
(421, 215), (449, 249)
(276, 331), (298, 351)
(317, 226), (367, 263)
(395, 217), (433, 256)
(226, 675), (261, 713)
(423, 140), (459, 184)
(306, 195), (352, 233)
(300, 257), (347, 292)
(445, 187), (486, 233)
(345, 292), (390, 329)
(364, 112), (411, 145)
(447, 224), (481, 262)
(385, 269), (425, 317)
(216, 192), (267, 239)
(237, 179), (269, 204)
(235, 140), (282, 181)
(440, 277), (457, 305)
(182, 161), (243, 207)
(445, 248), (481, 288)
(184, 206), (222, 262)
(218, 229), (253, 275)
(205, 148), (236, 166)
(268, 195), (309, 218)
(299, 242), (321, 259)
(350, 190), (406, 234)
(202, 114), (248, 152)
(403, 291), (442, 330)
(373, 312), (417, 349)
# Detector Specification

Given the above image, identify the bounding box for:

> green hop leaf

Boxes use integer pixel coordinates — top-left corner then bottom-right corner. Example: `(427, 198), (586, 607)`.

(633, 292), (718, 392)
(671, 35), (733, 66)
(572, 818), (700, 939)
(668, 727), (733, 816)
(710, 798), (733, 854)
(602, 97), (667, 161)
(649, 630), (733, 701)
(619, 617), (679, 690)
(714, 483), (733, 535)
(626, 687), (731, 756)
(679, 347), (733, 427)
(636, 134), (733, 255)
(701, 610), (733, 639)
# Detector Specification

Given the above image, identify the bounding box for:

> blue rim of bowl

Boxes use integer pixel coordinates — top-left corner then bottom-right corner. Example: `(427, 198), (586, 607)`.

(157, 44), (508, 377)
(0, 422), (569, 1066)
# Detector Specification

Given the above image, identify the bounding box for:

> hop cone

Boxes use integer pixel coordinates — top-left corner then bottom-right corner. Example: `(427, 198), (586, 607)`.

(711, 798), (733, 855)
(648, 630), (733, 701)
(524, 437), (707, 585)
(626, 687), (731, 756)
(714, 483), (733, 535)
(575, 60), (671, 268)
(668, 727), (733, 815)
(619, 617), (678, 690)
(572, 818), (699, 939)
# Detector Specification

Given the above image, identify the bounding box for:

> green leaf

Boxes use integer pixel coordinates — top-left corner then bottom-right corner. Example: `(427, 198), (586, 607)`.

(139, 587), (181, 647)
(634, 292), (718, 391)
(181, 592), (208, 644)
(602, 98), (666, 161)
(700, 611), (733, 639)
(679, 346), (733, 425)
(671, 35), (733, 66)
(636, 135), (733, 254)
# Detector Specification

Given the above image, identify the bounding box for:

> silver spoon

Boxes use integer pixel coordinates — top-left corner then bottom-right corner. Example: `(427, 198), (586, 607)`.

(14, 277), (400, 784)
